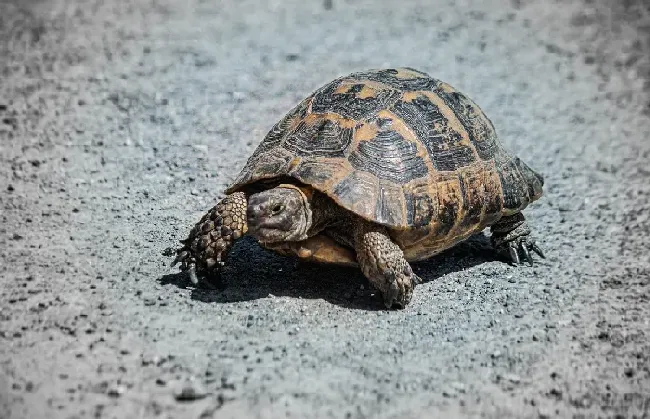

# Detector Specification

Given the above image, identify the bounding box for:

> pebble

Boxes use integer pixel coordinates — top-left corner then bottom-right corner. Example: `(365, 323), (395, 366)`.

(173, 379), (208, 402)
(537, 406), (553, 418)
(107, 383), (126, 397)
(503, 373), (521, 384)
(450, 382), (466, 393)
(441, 387), (458, 398)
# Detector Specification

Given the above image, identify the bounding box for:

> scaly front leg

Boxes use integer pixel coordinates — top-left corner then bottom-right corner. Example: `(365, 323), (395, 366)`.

(354, 223), (422, 309)
(171, 192), (248, 285)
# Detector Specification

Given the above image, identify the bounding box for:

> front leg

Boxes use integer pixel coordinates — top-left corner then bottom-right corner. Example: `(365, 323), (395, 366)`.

(171, 192), (248, 285)
(354, 224), (422, 309)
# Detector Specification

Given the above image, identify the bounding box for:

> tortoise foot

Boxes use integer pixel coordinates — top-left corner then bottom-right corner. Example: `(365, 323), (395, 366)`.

(356, 229), (421, 309)
(491, 213), (545, 266)
(378, 263), (421, 309)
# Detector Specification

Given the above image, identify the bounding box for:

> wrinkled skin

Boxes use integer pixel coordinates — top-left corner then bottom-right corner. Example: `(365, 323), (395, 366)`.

(247, 186), (313, 244)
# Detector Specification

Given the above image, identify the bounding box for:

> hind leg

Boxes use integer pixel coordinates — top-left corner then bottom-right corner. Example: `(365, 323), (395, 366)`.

(490, 212), (545, 266)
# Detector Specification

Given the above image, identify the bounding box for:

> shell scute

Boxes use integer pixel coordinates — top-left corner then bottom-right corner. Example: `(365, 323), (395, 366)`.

(283, 116), (353, 158)
(311, 78), (401, 120)
(348, 116), (429, 184)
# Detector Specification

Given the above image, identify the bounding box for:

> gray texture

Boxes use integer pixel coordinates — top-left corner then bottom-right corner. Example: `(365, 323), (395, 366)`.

(1, 0), (649, 418)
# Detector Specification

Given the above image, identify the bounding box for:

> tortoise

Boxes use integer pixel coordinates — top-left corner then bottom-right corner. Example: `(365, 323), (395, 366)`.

(170, 67), (545, 308)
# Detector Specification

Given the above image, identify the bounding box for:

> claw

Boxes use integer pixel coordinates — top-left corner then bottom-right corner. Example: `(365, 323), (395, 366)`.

(188, 263), (198, 285)
(412, 273), (423, 285)
(520, 243), (533, 266)
(382, 273), (400, 309)
(531, 242), (545, 259)
(508, 243), (520, 265)
(171, 250), (189, 267)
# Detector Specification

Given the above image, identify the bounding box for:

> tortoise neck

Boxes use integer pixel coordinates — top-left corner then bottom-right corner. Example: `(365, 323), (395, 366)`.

(304, 190), (348, 237)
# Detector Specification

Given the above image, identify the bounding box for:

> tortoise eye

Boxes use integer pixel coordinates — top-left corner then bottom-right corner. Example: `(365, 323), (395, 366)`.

(271, 204), (284, 214)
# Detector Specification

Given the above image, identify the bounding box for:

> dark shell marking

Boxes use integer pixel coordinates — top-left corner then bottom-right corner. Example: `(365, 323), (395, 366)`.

(227, 68), (543, 257)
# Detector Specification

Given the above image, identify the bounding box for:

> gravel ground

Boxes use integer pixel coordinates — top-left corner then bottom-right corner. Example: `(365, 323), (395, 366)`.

(1, 0), (649, 418)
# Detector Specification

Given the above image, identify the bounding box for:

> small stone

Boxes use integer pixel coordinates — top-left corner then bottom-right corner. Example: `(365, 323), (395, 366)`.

(548, 387), (562, 399)
(220, 376), (235, 390)
(503, 373), (521, 384)
(173, 379), (208, 401)
(450, 382), (466, 393)
(7, 184), (14, 192)
(190, 189), (199, 196)
(141, 353), (161, 366)
(11, 233), (23, 240)
(107, 384), (126, 397)
(441, 387), (457, 398)
(537, 406), (553, 419)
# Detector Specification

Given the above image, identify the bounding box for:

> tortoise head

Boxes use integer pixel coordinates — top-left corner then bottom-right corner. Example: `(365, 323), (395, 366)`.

(247, 184), (313, 244)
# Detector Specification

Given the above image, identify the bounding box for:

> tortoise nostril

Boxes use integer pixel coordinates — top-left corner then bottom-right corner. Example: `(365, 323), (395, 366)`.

(247, 207), (260, 223)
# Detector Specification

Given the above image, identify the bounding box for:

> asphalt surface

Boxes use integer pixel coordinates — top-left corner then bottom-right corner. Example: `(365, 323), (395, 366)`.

(1, 0), (649, 418)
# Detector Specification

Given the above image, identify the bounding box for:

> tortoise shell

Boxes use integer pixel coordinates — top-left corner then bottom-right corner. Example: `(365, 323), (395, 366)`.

(226, 68), (543, 262)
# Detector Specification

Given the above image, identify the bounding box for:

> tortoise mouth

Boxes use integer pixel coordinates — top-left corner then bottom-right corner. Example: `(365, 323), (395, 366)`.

(248, 226), (290, 244)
